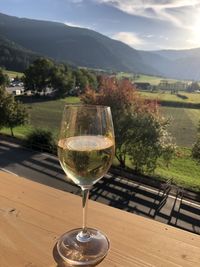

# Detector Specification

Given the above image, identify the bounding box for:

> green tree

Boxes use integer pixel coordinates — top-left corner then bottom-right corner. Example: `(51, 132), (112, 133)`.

(23, 58), (54, 94)
(187, 82), (200, 92)
(73, 69), (89, 93)
(80, 69), (98, 90)
(50, 64), (73, 97)
(0, 86), (8, 127)
(126, 113), (175, 173)
(0, 68), (9, 86)
(0, 86), (28, 136)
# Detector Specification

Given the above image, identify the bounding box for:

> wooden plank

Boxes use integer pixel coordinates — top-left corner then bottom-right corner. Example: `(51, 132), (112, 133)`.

(0, 171), (199, 267)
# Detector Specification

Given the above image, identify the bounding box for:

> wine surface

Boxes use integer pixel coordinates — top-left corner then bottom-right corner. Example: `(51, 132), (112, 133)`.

(58, 135), (114, 186)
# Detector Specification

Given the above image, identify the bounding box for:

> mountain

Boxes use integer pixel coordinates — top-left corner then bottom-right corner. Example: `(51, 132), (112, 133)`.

(140, 48), (200, 80)
(153, 48), (200, 60)
(0, 34), (40, 71)
(0, 12), (157, 75)
(1, 12), (200, 80)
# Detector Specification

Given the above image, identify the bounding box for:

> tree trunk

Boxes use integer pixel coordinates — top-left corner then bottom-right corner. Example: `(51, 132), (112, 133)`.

(116, 154), (126, 169)
(10, 127), (14, 137)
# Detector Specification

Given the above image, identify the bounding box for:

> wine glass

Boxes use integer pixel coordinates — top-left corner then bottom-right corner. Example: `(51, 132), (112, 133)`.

(57, 104), (115, 266)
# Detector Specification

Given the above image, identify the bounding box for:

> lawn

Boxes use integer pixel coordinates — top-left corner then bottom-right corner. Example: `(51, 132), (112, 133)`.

(28, 97), (80, 129)
(117, 72), (179, 85)
(155, 147), (200, 192)
(113, 147), (200, 193)
(140, 91), (200, 104)
(4, 70), (23, 78)
(160, 107), (200, 147)
(0, 96), (80, 139)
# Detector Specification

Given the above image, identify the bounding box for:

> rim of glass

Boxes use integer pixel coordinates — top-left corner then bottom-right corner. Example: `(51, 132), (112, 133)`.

(64, 104), (111, 110)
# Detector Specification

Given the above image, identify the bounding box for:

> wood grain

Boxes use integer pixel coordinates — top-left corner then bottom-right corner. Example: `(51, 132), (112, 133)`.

(0, 171), (199, 267)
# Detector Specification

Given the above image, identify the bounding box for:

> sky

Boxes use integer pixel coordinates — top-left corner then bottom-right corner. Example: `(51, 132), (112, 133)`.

(1, 0), (200, 50)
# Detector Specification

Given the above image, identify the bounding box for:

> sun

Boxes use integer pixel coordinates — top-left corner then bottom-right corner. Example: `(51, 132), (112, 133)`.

(191, 18), (200, 46)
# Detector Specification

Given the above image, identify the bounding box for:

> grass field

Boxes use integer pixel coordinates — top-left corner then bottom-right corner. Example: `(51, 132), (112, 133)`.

(0, 96), (80, 139)
(117, 72), (180, 85)
(4, 70), (23, 78)
(140, 91), (200, 103)
(155, 147), (200, 192)
(160, 107), (200, 147)
(112, 147), (200, 192)
(28, 97), (79, 129)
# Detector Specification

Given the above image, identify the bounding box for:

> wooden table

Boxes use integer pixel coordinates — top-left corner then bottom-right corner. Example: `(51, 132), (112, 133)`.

(0, 171), (199, 267)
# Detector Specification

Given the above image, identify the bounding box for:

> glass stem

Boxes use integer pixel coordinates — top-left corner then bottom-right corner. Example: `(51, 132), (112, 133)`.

(77, 186), (91, 242)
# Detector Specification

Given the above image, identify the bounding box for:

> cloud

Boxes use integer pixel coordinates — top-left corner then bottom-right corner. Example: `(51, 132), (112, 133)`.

(64, 21), (93, 30)
(112, 31), (145, 48)
(95, 0), (200, 28)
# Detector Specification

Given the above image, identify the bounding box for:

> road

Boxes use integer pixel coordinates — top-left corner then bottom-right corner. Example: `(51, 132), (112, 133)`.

(0, 138), (199, 234)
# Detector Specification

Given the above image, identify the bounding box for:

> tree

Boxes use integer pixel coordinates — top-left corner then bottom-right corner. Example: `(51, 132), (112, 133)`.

(0, 86), (8, 127)
(23, 58), (54, 94)
(81, 76), (175, 173)
(126, 113), (175, 173)
(73, 69), (89, 93)
(187, 82), (200, 92)
(50, 64), (73, 97)
(0, 86), (28, 136)
(0, 68), (9, 86)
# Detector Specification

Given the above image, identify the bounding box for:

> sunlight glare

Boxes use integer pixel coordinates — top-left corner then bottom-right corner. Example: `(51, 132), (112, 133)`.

(191, 17), (200, 46)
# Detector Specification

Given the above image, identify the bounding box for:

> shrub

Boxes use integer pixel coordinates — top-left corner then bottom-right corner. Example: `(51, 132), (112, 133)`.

(25, 128), (56, 153)
(192, 122), (200, 163)
(0, 86), (28, 136)
(192, 139), (200, 162)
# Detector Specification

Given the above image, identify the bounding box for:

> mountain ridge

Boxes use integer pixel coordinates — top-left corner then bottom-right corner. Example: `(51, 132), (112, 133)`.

(0, 12), (200, 79)
(0, 12), (158, 75)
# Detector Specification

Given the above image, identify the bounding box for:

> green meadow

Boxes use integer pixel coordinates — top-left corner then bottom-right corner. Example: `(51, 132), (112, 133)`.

(140, 91), (200, 103)
(0, 97), (80, 139)
(4, 70), (23, 78)
(117, 72), (180, 85)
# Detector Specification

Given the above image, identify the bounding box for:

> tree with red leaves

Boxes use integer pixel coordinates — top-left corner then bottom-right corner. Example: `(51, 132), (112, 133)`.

(81, 76), (175, 173)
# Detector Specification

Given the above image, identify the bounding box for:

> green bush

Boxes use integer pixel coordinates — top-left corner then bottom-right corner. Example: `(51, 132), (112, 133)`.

(192, 139), (200, 162)
(192, 121), (200, 163)
(25, 128), (56, 153)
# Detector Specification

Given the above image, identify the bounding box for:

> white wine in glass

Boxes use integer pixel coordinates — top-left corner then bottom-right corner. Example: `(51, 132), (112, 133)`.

(57, 104), (115, 266)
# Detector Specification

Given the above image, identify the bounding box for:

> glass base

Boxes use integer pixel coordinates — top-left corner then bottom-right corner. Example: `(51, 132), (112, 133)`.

(57, 228), (110, 266)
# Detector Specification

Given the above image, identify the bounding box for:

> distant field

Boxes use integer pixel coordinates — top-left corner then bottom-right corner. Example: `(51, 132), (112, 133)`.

(134, 74), (179, 85)
(4, 70), (23, 78)
(140, 91), (200, 104)
(117, 72), (180, 85)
